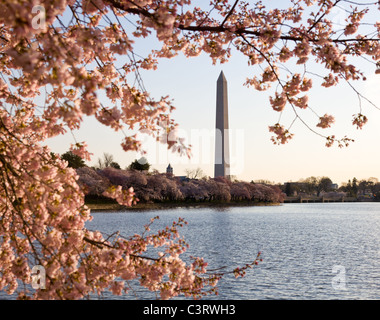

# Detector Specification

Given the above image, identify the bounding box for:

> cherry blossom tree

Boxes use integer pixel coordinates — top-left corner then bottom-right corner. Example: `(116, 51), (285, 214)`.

(77, 166), (111, 196)
(230, 182), (251, 201)
(180, 181), (209, 201)
(159, 175), (184, 201)
(126, 168), (149, 187)
(1, 0), (380, 300)
(203, 179), (232, 202)
(98, 166), (130, 187)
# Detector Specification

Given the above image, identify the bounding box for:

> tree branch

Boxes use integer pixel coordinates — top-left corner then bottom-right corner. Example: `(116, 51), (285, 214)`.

(82, 236), (163, 262)
(220, 0), (239, 27)
(105, 0), (154, 18)
(104, 0), (380, 45)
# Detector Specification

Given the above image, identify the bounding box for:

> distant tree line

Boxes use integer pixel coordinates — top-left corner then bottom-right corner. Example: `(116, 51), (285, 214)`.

(283, 176), (334, 197)
(339, 177), (380, 200)
(60, 151), (380, 203)
(282, 176), (380, 200)
(59, 151), (284, 204)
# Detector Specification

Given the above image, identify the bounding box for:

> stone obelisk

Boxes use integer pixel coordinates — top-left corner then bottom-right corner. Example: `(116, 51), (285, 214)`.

(214, 71), (230, 179)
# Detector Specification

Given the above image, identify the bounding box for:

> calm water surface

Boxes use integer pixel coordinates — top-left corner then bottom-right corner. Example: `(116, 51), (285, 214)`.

(86, 202), (380, 300)
(1, 202), (379, 300)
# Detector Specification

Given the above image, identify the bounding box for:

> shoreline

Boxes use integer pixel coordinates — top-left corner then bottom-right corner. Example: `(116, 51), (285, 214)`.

(85, 199), (379, 212)
(86, 200), (282, 212)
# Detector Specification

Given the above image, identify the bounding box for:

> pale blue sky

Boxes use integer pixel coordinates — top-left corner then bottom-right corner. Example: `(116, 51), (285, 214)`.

(47, 51), (380, 185)
(46, 1), (380, 186)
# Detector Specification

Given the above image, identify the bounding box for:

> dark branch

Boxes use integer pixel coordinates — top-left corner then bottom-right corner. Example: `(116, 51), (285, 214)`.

(221, 0), (239, 27)
(83, 236), (163, 262)
(103, 0), (380, 45)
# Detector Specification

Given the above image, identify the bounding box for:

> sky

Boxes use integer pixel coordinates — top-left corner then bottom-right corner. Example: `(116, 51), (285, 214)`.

(46, 1), (380, 186)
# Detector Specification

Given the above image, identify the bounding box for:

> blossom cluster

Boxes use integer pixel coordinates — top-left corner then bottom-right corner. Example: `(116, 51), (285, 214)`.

(0, 110), (221, 299)
(1, 0), (380, 300)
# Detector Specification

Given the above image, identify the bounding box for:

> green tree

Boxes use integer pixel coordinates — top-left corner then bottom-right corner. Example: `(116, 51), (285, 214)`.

(352, 177), (358, 197)
(301, 177), (318, 194)
(285, 182), (294, 196)
(317, 177), (333, 196)
(343, 178), (358, 197)
(368, 177), (379, 195)
(373, 183), (380, 201)
(61, 151), (86, 169)
(110, 162), (121, 169)
(128, 157), (151, 171)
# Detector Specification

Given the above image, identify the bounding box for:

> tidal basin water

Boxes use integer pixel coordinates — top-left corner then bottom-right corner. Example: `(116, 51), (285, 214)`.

(86, 202), (380, 300)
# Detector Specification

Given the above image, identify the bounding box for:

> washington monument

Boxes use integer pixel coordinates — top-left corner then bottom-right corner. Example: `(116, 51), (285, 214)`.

(214, 71), (230, 179)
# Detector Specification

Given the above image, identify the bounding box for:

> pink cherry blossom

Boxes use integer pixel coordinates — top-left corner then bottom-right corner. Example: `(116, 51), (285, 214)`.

(1, 0), (380, 300)
(317, 114), (335, 129)
(352, 113), (368, 130)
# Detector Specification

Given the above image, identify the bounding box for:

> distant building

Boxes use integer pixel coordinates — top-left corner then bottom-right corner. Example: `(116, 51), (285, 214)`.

(166, 163), (173, 175)
(331, 183), (338, 190)
(165, 164), (190, 182)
